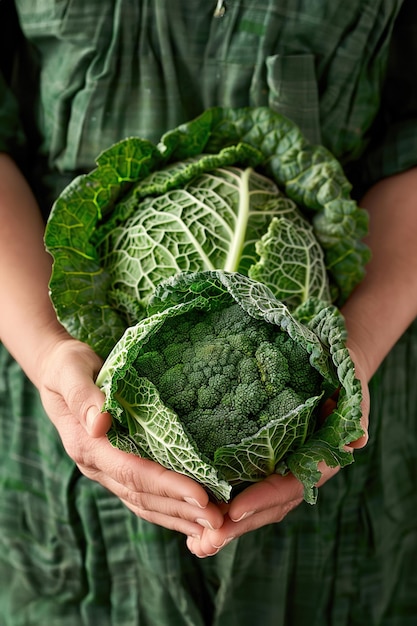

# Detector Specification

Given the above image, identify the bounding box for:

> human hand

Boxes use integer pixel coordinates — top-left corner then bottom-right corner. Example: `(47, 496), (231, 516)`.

(185, 463), (339, 557)
(38, 336), (224, 537)
(186, 345), (370, 558)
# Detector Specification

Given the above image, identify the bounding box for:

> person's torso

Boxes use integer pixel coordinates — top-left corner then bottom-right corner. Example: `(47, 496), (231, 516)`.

(15, 0), (402, 172)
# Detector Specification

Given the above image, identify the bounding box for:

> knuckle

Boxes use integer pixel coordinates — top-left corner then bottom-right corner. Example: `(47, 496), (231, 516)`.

(67, 445), (84, 466)
(129, 491), (148, 511)
(62, 433), (96, 469)
(282, 497), (303, 518)
(67, 444), (90, 470)
(66, 382), (90, 416)
(114, 463), (144, 493)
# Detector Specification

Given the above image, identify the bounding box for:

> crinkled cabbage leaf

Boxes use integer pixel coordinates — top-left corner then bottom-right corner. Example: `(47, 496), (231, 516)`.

(45, 107), (369, 359)
(96, 271), (363, 503)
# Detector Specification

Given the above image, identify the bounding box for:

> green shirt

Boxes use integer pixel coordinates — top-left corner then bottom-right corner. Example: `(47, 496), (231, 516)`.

(2, 0), (417, 191)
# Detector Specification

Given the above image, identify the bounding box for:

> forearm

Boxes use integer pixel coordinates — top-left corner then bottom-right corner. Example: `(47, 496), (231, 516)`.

(0, 153), (69, 386)
(342, 167), (417, 381)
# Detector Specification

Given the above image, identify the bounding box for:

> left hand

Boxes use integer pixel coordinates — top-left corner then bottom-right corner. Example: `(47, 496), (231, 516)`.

(185, 462), (339, 557)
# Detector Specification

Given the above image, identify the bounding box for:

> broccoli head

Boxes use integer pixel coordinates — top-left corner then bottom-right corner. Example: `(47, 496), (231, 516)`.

(134, 303), (323, 460)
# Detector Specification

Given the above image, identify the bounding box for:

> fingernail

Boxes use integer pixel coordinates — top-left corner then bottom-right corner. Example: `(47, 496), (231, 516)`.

(184, 497), (206, 509)
(196, 518), (216, 530)
(230, 510), (255, 523)
(213, 537), (234, 549)
(86, 406), (100, 433)
(186, 537), (198, 555)
(196, 550), (219, 558)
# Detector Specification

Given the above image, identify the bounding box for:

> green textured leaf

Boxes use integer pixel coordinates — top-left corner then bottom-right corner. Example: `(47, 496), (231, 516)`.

(97, 165), (307, 321)
(249, 215), (331, 307)
(45, 107), (366, 504)
(97, 271), (363, 502)
(45, 106), (370, 358)
(214, 393), (323, 485)
(107, 368), (232, 502)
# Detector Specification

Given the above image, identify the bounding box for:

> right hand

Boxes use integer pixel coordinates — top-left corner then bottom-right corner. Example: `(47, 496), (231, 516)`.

(38, 335), (225, 537)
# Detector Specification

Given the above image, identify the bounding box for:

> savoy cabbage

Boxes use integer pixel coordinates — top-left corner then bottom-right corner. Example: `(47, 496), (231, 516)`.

(45, 107), (369, 503)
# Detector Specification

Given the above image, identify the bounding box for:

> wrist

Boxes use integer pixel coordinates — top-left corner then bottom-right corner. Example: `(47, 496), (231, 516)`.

(15, 321), (74, 389)
(34, 330), (103, 396)
(341, 294), (383, 383)
(340, 168), (417, 380)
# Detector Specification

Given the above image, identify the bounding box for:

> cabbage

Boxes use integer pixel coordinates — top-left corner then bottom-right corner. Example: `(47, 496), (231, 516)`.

(96, 271), (363, 503)
(45, 107), (369, 358)
(45, 106), (369, 502)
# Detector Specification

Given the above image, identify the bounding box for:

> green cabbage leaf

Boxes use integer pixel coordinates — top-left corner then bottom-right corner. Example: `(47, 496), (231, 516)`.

(45, 107), (369, 358)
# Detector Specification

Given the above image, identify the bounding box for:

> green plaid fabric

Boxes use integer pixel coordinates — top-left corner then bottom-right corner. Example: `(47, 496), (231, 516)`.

(1, 0), (415, 182)
(1, 1), (417, 624)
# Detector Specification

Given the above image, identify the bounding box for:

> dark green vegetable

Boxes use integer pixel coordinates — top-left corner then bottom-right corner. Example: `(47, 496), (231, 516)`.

(45, 107), (367, 502)
(134, 302), (323, 459)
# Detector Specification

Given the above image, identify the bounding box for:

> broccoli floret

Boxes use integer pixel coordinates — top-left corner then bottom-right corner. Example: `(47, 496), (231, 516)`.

(233, 381), (268, 416)
(134, 350), (165, 381)
(163, 342), (190, 367)
(158, 363), (187, 399)
(135, 303), (323, 460)
(274, 333), (322, 395)
(259, 388), (308, 426)
(255, 341), (291, 395)
(185, 406), (261, 459)
(165, 388), (197, 414)
(238, 357), (260, 385)
(198, 383), (222, 410)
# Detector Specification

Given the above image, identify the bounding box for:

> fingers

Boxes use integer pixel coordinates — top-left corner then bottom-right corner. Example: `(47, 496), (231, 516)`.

(40, 337), (352, 547)
(90, 442), (209, 508)
(187, 473), (303, 557)
(120, 498), (208, 537)
(60, 345), (111, 437)
(60, 409), (224, 535)
(188, 463), (341, 558)
(84, 444), (224, 536)
(348, 431), (368, 449)
(85, 406), (112, 438)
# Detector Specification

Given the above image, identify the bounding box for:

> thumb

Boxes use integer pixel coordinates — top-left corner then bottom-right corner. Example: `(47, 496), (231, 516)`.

(53, 340), (113, 438)
(85, 402), (112, 438)
(76, 371), (112, 437)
